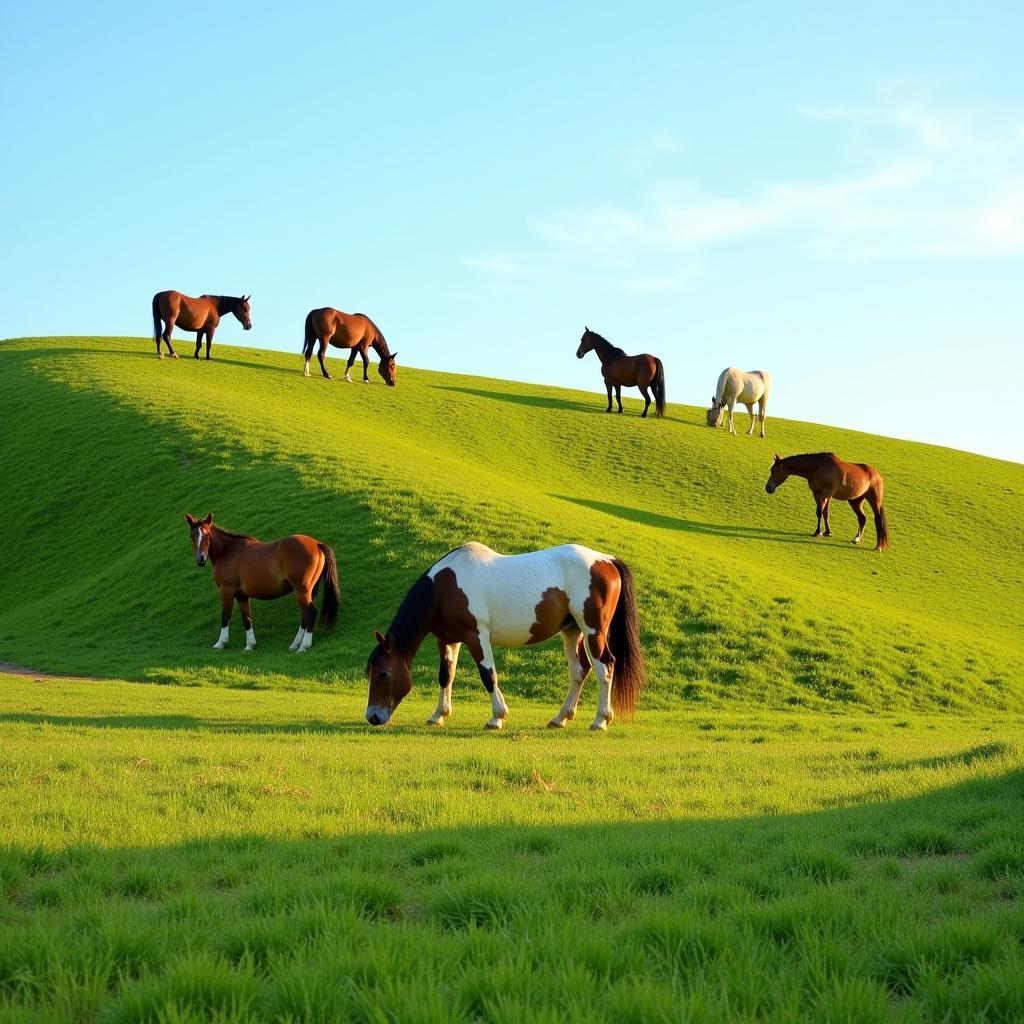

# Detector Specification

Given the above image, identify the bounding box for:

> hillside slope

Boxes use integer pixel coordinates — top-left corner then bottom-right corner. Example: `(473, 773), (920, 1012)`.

(1, 337), (1021, 713)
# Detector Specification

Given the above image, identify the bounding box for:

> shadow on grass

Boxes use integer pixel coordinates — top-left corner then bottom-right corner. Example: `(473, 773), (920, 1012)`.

(553, 494), (822, 545)
(0, 768), (1021, 1021)
(432, 384), (600, 414)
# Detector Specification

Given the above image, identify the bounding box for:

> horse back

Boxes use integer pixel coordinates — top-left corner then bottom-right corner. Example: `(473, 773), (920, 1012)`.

(314, 308), (376, 349)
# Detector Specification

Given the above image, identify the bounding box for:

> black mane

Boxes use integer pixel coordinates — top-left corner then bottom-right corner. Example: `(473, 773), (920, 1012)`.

(366, 572), (435, 669)
(586, 330), (626, 358)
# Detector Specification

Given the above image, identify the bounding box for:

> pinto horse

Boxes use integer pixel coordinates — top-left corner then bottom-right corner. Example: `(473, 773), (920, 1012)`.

(576, 327), (665, 417)
(302, 307), (397, 386)
(707, 368), (771, 437)
(185, 513), (341, 651)
(365, 542), (646, 731)
(764, 453), (890, 550)
(152, 291), (251, 360)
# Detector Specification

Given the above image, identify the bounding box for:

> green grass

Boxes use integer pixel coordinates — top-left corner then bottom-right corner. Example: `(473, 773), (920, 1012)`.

(0, 336), (1021, 714)
(2, 676), (1023, 1022)
(2, 336), (1024, 1021)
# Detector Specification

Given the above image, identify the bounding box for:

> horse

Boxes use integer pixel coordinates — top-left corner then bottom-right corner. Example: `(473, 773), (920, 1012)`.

(184, 513), (341, 651)
(707, 368), (771, 437)
(576, 328), (665, 418)
(152, 291), (251, 360)
(764, 453), (889, 550)
(365, 542), (646, 731)
(302, 307), (397, 386)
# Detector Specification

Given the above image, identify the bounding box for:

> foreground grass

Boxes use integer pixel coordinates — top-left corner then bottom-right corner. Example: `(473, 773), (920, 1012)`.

(0, 337), (1022, 714)
(2, 675), (1024, 1022)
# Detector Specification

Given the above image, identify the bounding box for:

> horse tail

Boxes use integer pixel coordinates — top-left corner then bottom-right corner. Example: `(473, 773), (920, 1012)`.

(871, 478), (889, 551)
(652, 358), (666, 418)
(608, 558), (646, 716)
(302, 310), (318, 360)
(315, 544), (341, 631)
(152, 293), (162, 343)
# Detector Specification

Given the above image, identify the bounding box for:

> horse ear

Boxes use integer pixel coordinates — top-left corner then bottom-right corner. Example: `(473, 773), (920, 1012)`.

(773, 453), (781, 464)
(373, 630), (388, 649)
(203, 512), (213, 524)
(390, 351), (398, 360)
(184, 513), (195, 526)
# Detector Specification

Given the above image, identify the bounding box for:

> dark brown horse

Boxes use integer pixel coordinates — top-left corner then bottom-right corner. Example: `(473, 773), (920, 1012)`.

(764, 453), (890, 550)
(365, 542), (645, 731)
(152, 291), (251, 360)
(185, 513), (340, 651)
(302, 307), (397, 386)
(576, 327), (665, 417)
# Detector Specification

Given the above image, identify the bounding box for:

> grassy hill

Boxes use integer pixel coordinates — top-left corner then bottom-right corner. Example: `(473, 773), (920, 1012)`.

(1, 336), (1021, 715)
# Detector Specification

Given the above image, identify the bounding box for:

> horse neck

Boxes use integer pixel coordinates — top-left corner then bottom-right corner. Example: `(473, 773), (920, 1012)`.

(782, 454), (821, 479)
(214, 296), (237, 316)
(589, 335), (615, 363)
(371, 336), (390, 359)
(208, 526), (242, 563)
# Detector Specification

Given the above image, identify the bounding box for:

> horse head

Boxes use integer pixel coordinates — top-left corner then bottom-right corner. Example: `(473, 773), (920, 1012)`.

(576, 327), (596, 359)
(764, 454), (787, 494)
(706, 397), (724, 428)
(185, 512), (214, 566)
(378, 351), (398, 387)
(365, 630), (413, 725)
(234, 295), (252, 330)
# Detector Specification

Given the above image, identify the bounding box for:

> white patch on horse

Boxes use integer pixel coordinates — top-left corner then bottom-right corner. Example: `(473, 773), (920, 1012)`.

(244, 627), (256, 651)
(289, 626), (305, 652)
(213, 626), (229, 650)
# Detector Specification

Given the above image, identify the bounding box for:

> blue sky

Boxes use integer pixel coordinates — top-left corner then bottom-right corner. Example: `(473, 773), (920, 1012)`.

(2, 2), (1022, 461)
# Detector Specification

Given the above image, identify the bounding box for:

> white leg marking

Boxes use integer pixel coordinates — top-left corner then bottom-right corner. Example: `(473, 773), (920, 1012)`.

(478, 634), (508, 730)
(585, 633), (614, 731)
(344, 370), (352, 383)
(428, 643), (459, 726)
(297, 629), (313, 652)
(303, 359), (311, 377)
(289, 626), (305, 652)
(213, 626), (230, 650)
(244, 627), (256, 651)
(549, 632), (587, 728)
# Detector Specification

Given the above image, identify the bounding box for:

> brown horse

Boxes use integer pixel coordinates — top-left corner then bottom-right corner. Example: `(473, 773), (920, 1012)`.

(152, 291), (251, 360)
(764, 453), (890, 550)
(365, 542), (646, 731)
(576, 327), (666, 417)
(184, 513), (340, 651)
(302, 307), (397, 386)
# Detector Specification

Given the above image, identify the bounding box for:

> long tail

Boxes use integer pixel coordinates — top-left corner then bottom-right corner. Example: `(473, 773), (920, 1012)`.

(152, 294), (161, 344)
(872, 485), (889, 551)
(315, 544), (341, 630)
(652, 358), (666, 418)
(302, 311), (317, 360)
(608, 558), (646, 716)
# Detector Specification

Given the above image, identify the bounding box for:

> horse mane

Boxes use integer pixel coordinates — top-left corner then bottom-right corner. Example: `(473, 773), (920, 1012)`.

(586, 330), (626, 358)
(366, 571), (435, 667)
(212, 523), (258, 543)
(363, 315), (391, 358)
(203, 295), (242, 315)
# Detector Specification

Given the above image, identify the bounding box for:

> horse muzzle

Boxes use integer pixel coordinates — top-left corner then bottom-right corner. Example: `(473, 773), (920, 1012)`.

(244, 324), (252, 331)
(575, 348), (585, 359)
(764, 483), (776, 495)
(196, 554), (208, 567)
(365, 706), (392, 726)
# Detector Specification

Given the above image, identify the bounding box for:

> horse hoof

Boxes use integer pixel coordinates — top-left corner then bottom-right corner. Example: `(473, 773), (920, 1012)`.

(547, 718), (566, 729)
(484, 720), (504, 730)
(426, 717), (445, 727)
(589, 720), (609, 732)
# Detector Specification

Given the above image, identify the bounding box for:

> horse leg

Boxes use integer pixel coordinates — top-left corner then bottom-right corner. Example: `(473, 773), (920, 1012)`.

(361, 348), (370, 383)
(849, 498), (867, 545)
(604, 380), (613, 413)
(615, 385), (623, 413)
(822, 497), (833, 537)
(745, 403), (756, 435)
(317, 339), (333, 380)
(548, 628), (592, 728)
(213, 587), (234, 649)
(639, 386), (651, 418)
(205, 325), (215, 360)
(728, 400), (737, 435)
(469, 631), (508, 730)
(343, 349), (359, 383)
(238, 594), (256, 651)
(584, 631), (615, 731)
(292, 589), (316, 652)
(758, 396), (767, 437)
(428, 640), (461, 726)
(812, 492), (825, 538)
(163, 319), (179, 359)
(194, 331), (204, 359)
(155, 317), (165, 358)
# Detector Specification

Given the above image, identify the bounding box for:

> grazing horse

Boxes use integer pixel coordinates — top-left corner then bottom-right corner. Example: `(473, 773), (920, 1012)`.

(302, 307), (397, 386)
(152, 291), (251, 360)
(764, 453), (890, 550)
(576, 328), (665, 417)
(184, 513), (341, 651)
(707, 368), (771, 437)
(365, 542), (646, 731)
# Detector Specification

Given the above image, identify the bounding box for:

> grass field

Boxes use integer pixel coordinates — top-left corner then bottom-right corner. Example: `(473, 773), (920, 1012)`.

(1, 336), (1023, 1021)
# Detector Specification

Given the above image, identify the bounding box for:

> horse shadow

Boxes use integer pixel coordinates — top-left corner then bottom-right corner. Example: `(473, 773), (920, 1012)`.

(431, 384), (602, 414)
(0, 712), (370, 736)
(552, 495), (828, 545)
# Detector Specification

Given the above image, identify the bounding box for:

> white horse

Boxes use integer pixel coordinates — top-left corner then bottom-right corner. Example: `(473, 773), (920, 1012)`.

(707, 368), (771, 437)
